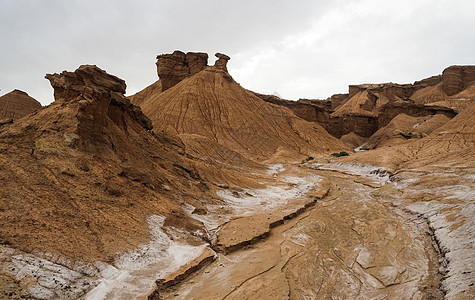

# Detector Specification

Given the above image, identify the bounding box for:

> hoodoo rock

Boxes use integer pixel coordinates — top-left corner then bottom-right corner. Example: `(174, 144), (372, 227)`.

(0, 89), (42, 122)
(214, 52), (230, 72)
(156, 50), (208, 91)
(442, 65), (475, 96)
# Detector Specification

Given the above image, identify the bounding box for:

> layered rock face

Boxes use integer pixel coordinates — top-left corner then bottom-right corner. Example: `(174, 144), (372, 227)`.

(156, 51), (208, 91)
(155, 51), (233, 91)
(135, 52), (348, 162)
(257, 66), (475, 139)
(442, 65), (475, 96)
(46, 65), (153, 148)
(0, 65), (217, 266)
(0, 89), (42, 122)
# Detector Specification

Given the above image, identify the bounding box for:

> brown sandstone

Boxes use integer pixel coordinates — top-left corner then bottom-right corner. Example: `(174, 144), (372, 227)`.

(156, 51), (208, 91)
(0, 89), (42, 122)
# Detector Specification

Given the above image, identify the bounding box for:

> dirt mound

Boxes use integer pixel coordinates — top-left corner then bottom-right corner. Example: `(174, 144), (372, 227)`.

(340, 132), (367, 149)
(0, 65), (226, 263)
(361, 113), (451, 149)
(134, 52), (348, 162)
(0, 89), (42, 123)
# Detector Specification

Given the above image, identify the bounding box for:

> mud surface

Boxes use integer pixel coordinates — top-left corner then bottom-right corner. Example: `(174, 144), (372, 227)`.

(159, 170), (443, 299)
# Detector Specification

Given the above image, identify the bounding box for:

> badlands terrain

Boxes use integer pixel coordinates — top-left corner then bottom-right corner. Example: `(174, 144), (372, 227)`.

(0, 51), (474, 299)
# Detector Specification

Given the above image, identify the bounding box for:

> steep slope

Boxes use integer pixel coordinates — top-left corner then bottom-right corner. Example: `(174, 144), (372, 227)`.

(135, 53), (347, 162)
(361, 113), (451, 149)
(257, 66), (475, 139)
(0, 89), (42, 123)
(128, 80), (162, 106)
(348, 101), (475, 169)
(0, 65), (223, 263)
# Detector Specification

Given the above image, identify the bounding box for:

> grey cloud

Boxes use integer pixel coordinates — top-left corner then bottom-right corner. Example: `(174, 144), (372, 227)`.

(1, 0), (474, 104)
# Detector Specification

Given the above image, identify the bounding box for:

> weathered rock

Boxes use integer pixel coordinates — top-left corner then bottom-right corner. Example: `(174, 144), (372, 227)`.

(442, 65), (475, 96)
(348, 83), (413, 99)
(46, 65), (126, 102)
(361, 113), (451, 149)
(0, 89), (42, 121)
(214, 52), (230, 72)
(256, 91), (454, 138)
(413, 75), (442, 90)
(186, 52), (209, 75)
(137, 57), (348, 162)
(46, 65), (152, 131)
(256, 67), (466, 138)
(156, 51), (208, 91)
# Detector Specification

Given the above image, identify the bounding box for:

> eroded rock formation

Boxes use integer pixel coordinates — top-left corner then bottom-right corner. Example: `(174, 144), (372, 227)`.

(256, 66), (474, 139)
(134, 53), (348, 162)
(46, 65), (153, 136)
(214, 52), (230, 72)
(442, 65), (475, 96)
(0, 89), (42, 122)
(156, 51), (208, 91)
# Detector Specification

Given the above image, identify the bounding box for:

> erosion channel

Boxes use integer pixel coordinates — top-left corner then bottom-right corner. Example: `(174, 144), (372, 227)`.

(156, 168), (443, 299)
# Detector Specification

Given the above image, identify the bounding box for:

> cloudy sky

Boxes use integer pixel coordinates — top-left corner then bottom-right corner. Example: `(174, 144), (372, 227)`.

(1, 0), (474, 105)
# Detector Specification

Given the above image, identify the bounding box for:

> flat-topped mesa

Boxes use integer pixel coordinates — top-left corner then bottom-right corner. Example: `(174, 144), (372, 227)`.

(442, 65), (475, 96)
(348, 83), (414, 99)
(214, 52), (230, 72)
(156, 51), (208, 91)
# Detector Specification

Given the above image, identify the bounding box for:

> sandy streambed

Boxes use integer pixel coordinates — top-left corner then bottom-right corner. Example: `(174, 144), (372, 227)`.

(158, 169), (443, 299)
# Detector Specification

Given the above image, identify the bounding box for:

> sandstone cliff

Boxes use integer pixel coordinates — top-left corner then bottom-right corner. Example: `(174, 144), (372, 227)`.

(156, 51), (209, 91)
(257, 66), (475, 139)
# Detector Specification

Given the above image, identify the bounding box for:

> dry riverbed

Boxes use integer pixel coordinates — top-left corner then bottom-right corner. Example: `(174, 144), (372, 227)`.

(157, 167), (443, 299)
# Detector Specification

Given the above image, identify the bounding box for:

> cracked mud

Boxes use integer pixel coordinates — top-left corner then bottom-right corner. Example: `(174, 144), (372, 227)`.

(158, 170), (443, 299)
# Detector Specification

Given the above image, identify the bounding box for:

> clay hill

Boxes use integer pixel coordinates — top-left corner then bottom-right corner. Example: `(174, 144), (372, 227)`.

(361, 113), (451, 150)
(257, 65), (475, 142)
(0, 89), (42, 124)
(0, 65), (257, 265)
(131, 51), (347, 162)
(346, 99), (475, 170)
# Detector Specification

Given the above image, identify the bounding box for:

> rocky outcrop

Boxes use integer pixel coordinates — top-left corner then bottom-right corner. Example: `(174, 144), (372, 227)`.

(136, 53), (348, 162)
(0, 89), (42, 122)
(214, 53), (230, 72)
(0, 64), (221, 271)
(256, 92), (454, 138)
(348, 83), (414, 99)
(256, 67), (471, 138)
(156, 51), (208, 91)
(46, 65), (152, 133)
(442, 65), (475, 96)
(413, 75), (442, 89)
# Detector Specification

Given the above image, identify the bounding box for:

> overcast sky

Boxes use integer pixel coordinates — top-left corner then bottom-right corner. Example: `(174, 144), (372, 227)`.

(1, 0), (474, 105)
